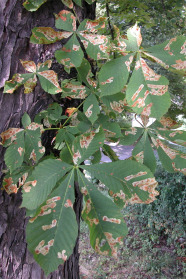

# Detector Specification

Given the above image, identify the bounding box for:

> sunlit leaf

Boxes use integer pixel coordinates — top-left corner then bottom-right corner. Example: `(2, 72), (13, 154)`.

(144, 36), (186, 73)
(126, 53), (171, 119)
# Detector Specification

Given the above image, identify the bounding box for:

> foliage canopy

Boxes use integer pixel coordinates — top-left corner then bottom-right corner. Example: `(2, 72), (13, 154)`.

(1, 0), (186, 275)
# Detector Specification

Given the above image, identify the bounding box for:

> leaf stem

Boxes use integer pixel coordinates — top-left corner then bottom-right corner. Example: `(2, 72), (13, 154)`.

(65, 140), (74, 158)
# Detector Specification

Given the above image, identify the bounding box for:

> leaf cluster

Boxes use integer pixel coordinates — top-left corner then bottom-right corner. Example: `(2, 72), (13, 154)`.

(1, 0), (186, 275)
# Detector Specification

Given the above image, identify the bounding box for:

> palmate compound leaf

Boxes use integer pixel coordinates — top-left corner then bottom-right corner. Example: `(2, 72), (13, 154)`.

(120, 117), (186, 175)
(4, 60), (62, 94)
(98, 55), (133, 97)
(77, 169), (128, 258)
(144, 36), (186, 73)
(23, 0), (47, 11)
(26, 170), (78, 275)
(21, 159), (73, 210)
(72, 126), (105, 165)
(81, 160), (159, 208)
(126, 53), (171, 120)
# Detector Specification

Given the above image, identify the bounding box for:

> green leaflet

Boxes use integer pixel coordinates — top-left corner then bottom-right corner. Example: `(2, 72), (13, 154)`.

(77, 170), (128, 257)
(81, 160), (158, 208)
(101, 92), (128, 114)
(37, 70), (62, 94)
(132, 131), (156, 173)
(3, 166), (32, 195)
(4, 131), (25, 173)
(120, 127), (143, 145)
(30, 27), (66, 44)
(72, 127), (105, 165)
(73, 0), (82, 6)
(3, 73), (36, 94)
(3, 122), (45, 174)
(22, 113), (31, 128)
(126, 23), (142, 51)
(83, 94), (100, 124)
(90, 150), (102, 164)
(61, 0), (74, 9)
(23, 0), (47, 11)
(99, 56), (131, 97)
(144, 36), (186, 74)
(102, 144), (119, 162)
(55, 34), (84, 70)
(97, 114), (122, 139)
(21, 159), (73, 210)
(78, 18), (107, 32)
(78, 32), (110, 60)
(61, 79), (90, 99)
(55, 10), (76, 32)
(26, 170), (78, 275)
(77, 59), (97, 89)
(126, 54), (171, 119)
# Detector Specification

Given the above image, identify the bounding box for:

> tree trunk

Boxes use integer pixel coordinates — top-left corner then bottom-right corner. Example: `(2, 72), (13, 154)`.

(0, 1), (95, 278)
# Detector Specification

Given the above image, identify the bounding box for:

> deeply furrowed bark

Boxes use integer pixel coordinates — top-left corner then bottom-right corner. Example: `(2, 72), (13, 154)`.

(0, 1), (95, 278)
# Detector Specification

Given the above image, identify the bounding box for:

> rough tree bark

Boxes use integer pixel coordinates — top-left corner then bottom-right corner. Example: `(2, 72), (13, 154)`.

(0, 1), (96, 278)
